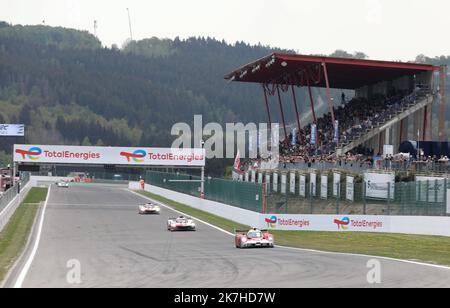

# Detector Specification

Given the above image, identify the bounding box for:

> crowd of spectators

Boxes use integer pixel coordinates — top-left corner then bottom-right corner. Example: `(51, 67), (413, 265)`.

(241, 85), (443, 173)
(278, 85), (431, 164)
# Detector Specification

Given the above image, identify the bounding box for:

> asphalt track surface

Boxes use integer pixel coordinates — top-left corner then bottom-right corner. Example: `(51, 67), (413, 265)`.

(10, 184), (450, 288)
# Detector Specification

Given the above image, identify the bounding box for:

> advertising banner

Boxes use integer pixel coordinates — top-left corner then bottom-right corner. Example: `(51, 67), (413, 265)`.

(321, 175), (328, 199)
(289, 172), (296, 194)
(261, 214), (389, 232)
(258, 172), (263, 184)
(299, 175), (306, 197)
(310, 173), (317, 197)
(265, 173), (271, 194)
(0, 124), (25, 136)
(273, 173), (278, 193)
(281, 173), (287, 194)
(333, 172), (341, 197)
(447, 190), (450, 214)
(346, 176), (354, 201)
(14, 144), (205, 166)
(251, 170), (256, 183)
(364, 172), (395, 199)
(416, 176), (445, 203)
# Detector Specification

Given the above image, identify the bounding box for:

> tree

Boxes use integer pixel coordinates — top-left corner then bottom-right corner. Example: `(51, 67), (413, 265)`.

(19, 105), (32, 125)
(81, 136), (91, 146)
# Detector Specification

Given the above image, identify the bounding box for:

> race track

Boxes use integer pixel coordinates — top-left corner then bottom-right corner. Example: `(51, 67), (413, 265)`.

(9, 184), (450, 288)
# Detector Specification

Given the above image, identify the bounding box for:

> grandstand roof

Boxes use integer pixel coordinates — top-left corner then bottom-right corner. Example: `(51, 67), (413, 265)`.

(224, 53), (440, 90)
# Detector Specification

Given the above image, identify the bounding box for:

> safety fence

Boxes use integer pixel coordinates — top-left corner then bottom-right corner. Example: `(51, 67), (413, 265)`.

(0, 173), (31, 232)
(145, 171), (263, 212)
(264, 174), (448, 216)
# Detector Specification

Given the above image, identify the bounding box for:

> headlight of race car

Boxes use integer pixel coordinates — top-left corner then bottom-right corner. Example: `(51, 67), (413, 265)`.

(242, 237), (247, 242)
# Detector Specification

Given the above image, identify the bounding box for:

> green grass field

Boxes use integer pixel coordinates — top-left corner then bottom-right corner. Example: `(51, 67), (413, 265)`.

(0, 187), (48, 283)
(136, 190), (450, 266)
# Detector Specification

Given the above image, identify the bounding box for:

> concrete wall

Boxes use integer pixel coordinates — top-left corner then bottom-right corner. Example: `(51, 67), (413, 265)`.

(0, 181), (33, 233)
(259, 213), (450, 237)
(131, 182), (450, 237)
(129, 182), (260, 227)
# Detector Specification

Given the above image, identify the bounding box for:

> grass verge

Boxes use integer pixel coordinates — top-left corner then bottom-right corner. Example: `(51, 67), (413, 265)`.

(136, 190), (450, 266)
(0, 187), (48, 282)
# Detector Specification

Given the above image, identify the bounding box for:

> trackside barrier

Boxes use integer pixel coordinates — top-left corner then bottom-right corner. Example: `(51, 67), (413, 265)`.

(0, 174), (31, 233)
(131, 181), (450, 237)
(145, 171), (263, 213)
(130, 182), (261, 227)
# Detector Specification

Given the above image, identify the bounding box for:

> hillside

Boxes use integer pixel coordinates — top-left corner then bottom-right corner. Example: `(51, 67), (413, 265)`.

(0, 22), (448, 174)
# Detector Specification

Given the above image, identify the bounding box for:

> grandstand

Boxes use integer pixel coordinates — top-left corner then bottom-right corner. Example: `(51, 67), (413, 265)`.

(225, 53), (446, 159)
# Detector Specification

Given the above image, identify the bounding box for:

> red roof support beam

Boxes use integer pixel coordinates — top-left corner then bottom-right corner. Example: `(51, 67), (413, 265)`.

(262, 86), (272, 129)
(291, 85), (301, 135)
(322, 62), (336, 125)
(423, 105), (428, 142)
(439, 65), (447, 142)
(306, 77), (317, 124)
(276, 85), (289, 142)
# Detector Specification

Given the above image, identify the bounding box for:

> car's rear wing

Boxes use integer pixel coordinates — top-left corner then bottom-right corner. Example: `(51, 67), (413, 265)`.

(235, 230), (253, 235)
(235, 229), (270, 234)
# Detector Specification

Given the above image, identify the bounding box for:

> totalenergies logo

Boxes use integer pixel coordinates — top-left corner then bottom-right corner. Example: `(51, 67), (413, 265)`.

(334, 217), (350, 230)
(16, 147), (42, 160)
(120, 149), (147, 163)
(265, 216), (278, 228)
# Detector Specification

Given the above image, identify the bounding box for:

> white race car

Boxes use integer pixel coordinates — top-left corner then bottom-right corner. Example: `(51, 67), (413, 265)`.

(56, 180), (69, 188)
(167, 216), (196, 231)
(235, 228), (274, 249)
(138, 203), (161, 215)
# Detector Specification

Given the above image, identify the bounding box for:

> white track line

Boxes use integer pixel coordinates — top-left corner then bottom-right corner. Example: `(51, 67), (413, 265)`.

(14, 185), (52, 288)
(128, 189), (450, 272)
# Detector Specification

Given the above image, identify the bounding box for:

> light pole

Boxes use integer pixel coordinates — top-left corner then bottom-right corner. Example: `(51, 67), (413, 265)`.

(126, 8), (133, 41)
(417, 129), (421, 159)
(200, 140), (205, 199)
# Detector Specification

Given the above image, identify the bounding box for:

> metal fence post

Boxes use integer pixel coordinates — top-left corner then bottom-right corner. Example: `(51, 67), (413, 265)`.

(363, 181), (367, 215)
(435, 179), (439, 215)
(445, 178), (448, 216)
(387, 182), (391, 215)
(336, 182), (340, 215)
(401, 182), (405, 216)
(426, 180), (430, 216)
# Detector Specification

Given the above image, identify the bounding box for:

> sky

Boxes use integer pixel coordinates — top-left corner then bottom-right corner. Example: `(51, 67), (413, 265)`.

(0, 0), (449, 61)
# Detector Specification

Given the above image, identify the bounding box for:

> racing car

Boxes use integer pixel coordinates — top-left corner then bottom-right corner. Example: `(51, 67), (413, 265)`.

(167, 216), (196, 231)
(235, 228), (274, 248)
(56, 180), (69, 188)
(138, 202), (161, 215)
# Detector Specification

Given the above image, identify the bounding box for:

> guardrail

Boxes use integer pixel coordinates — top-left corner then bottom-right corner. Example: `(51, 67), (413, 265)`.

(0, 174), (31, 232)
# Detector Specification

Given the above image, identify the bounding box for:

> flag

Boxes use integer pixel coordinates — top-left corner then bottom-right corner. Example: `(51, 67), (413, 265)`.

(311, 124), (317, 145)
(291, 128), (297, 146)
(333, 120), (339, 144)
(233, 150), (244, 174)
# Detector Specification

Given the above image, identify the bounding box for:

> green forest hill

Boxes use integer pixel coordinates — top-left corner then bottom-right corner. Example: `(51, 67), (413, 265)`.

(0, 21), (449, 171)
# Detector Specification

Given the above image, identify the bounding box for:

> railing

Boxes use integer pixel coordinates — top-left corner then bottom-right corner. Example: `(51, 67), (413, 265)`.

(276, 160), (450, 174)
(265, 177), (448, 217)
(0, 173), (31, 232)
(145, 171), (263, 213)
